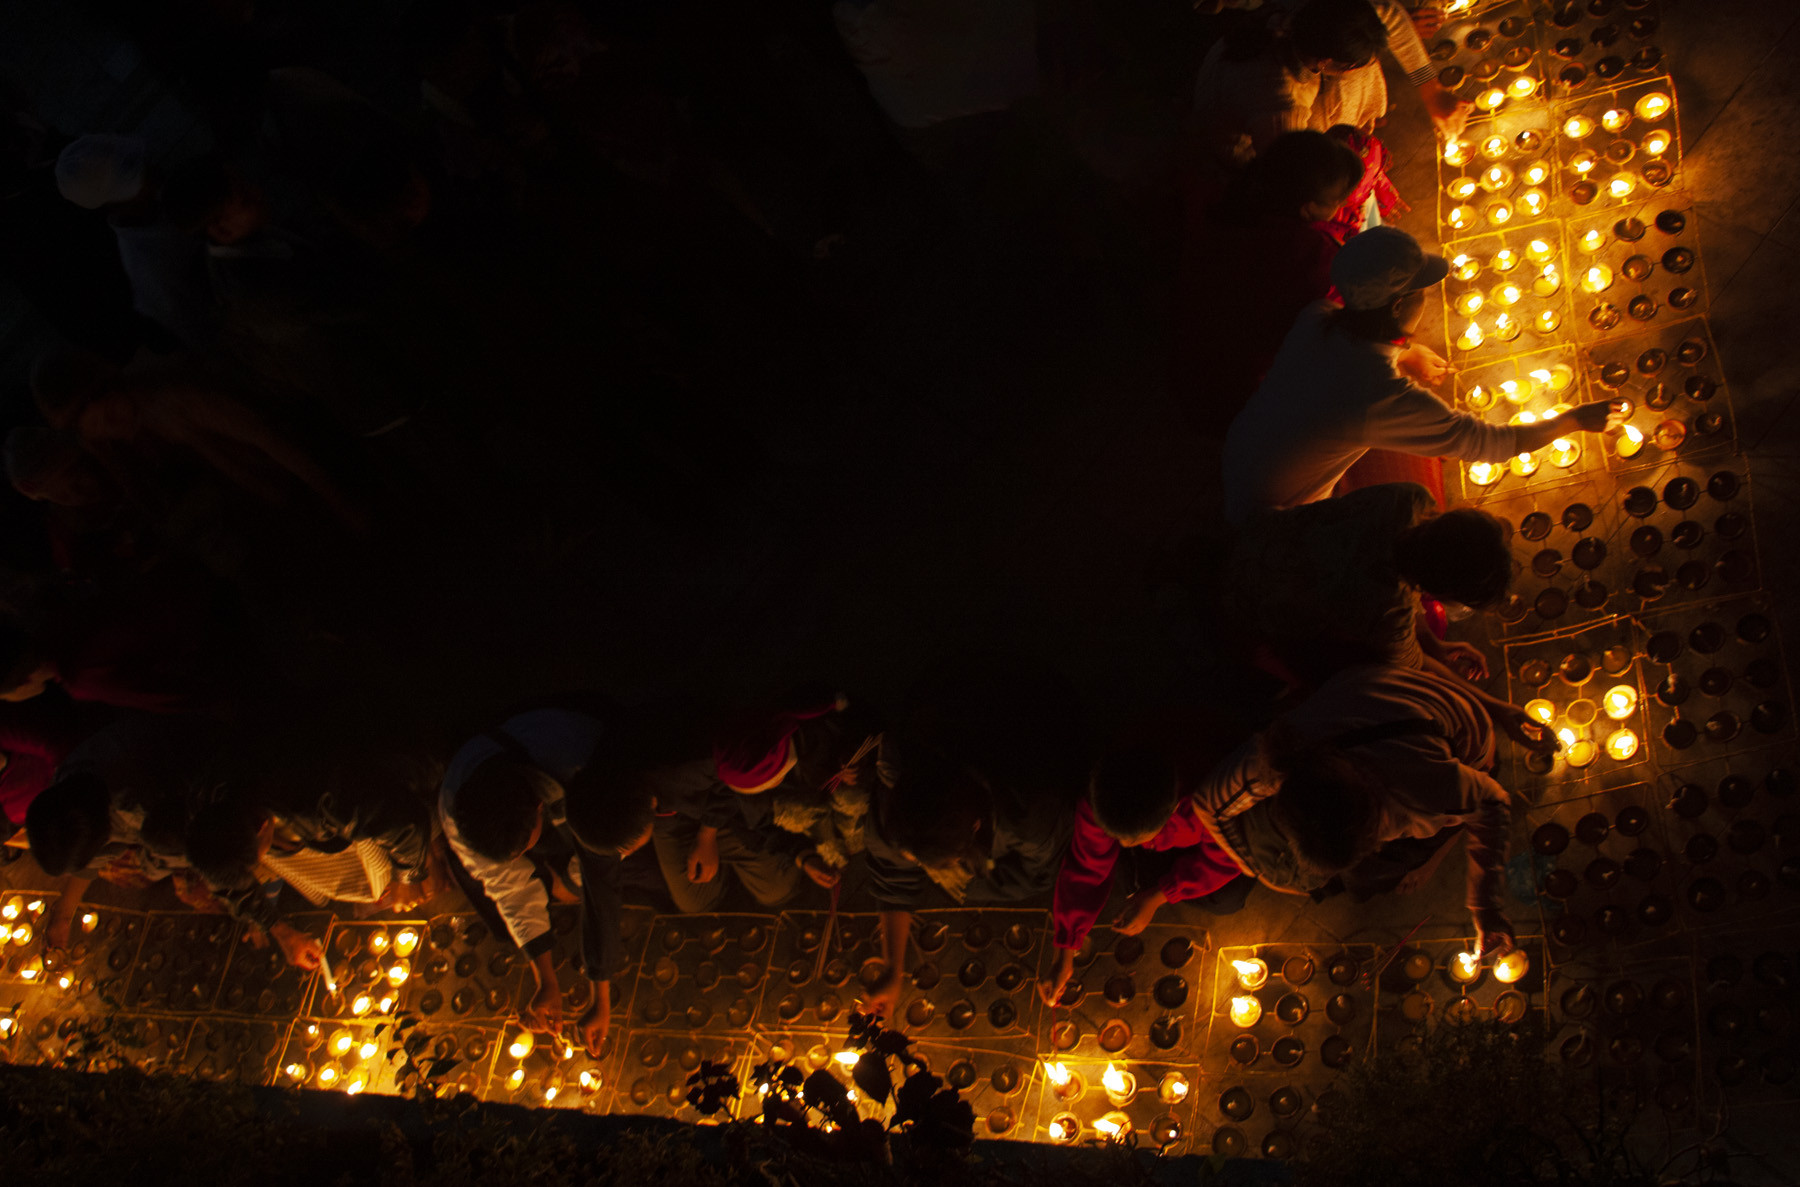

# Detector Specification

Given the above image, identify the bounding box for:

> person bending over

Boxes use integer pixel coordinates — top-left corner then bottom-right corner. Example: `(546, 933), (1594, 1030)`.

(1227, 481), (1510, 683)
(1038, 744), (1250, 1006)
(1223, 226), (1622, 524)
(185, 741), (442, 969)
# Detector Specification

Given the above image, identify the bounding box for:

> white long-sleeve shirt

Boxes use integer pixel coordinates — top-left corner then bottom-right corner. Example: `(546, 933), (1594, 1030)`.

(1223, 301), (1520, 524)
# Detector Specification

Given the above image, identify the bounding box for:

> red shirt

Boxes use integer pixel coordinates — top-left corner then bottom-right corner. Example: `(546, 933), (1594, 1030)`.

(1051, 796), (1243, 951)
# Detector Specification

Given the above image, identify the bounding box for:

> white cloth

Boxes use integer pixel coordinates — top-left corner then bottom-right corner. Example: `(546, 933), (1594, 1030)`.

(1223, 301), (1519, 524)
(259, 838), (391, 905)
(438, 709), (605, 953)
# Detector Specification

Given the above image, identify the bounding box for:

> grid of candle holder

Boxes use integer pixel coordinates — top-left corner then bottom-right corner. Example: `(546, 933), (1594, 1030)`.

(1043, 923), (1209, 1062)
(1205, 945), (1377, 1082)
(313, 918), (431, 1021)
(541, 903), (652, 1027)
(1565, 199), (1702, 344)
(1633, 593), (1793, 765)
(1476, 477), (1627, 636)
(485, 1020), (620, 1111)
(756, 911), (876, 1031)
(1372, 937), (1548, 1051)
(1550, 79), (1680, 227)
(1651, 756), (1800, 924)
(1539, 0), (1668, 99)
(1442, 227), (1573, 361)
(89, 1014), (198, 1075)
(1608, 465), (1759, 609)
(630, 913), (776, 1033)
(172, 1015), (289, 1084)
(1427, 2), (1545, 114)
(122, 911), (235, 1014)
(859, 909), (1046, 1045)
(915, 1038), (1043, 1140)
(274, 1014), (430, 1096)
(2, 897), (141, 1013)
(1502, 617), (1649, 786)
(216, 910), (328, 1017)
(1529, 783), (1685, 954)
(1452, 344), (1598, 498)
(613, 1030), (749, 1119)
(406, 913), (528, 1024)
(1590, 324), (1734, 468)
(1544, 953), (1702, 1120)
(1693, 924), (1800, 1104)
(1030, 1055), (1195, 1152)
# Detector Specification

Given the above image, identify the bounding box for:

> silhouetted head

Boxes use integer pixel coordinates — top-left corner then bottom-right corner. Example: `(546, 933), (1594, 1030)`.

(1089, 746), (1180, 846)
(876, 741), (991, 873)
(25, 774), (112, 877)
(1394, 508), (1514, 609)
(183, 793), (271, 876)
(1289, 0), (1387, 73)
(450, 757), (555, 862)
(1263, 726), (1384, 875)
(1219, 129), (1366, 223)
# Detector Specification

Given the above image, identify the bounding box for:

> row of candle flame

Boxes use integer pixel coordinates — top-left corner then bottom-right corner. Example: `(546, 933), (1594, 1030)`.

(1444, 93), (1671, 173)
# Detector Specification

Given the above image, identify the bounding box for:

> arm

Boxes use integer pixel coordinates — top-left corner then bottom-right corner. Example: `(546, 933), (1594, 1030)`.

(41, 874), (94, 951)
(442, 805), (556, 956)
(523, 947), (564, 1036)
(1050, 800), (1121, 952)
(572, 844), (623, 1054)
(1420, 653), (1553, 753)
(1460, 767), (1515, 954)
(864, 908), (911, 1019)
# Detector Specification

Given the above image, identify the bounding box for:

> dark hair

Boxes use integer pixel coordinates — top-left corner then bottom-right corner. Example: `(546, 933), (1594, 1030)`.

(1289, 0), (1387, 68)
(451, 756), (554, 862)
(183, 794), (268, 877)
(1393, 509), (1513, 609)
(161, 154), (235, 232)
(1216, 130), (1365, 223)
(563, 761), (658, 855)
(25, 774), (112, 876)
(876, 741), (989, 865)
(1089, 746), (1180, 840)
(1263, 727), (1383, 875)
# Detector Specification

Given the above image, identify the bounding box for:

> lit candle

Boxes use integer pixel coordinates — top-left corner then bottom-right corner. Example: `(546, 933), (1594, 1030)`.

(510, 1031), (536, 1060)
(55, 971), (73, 991)
(1570, 150), (1598, 174)
(1564, 115), (1595, 139)
(1642, 130), (1671, 156)
(1601, 108), (1630, 132)
(351, 994), (373, 1016)
(1532, 264), (1561, 297)
(386, 961), (410, 987)
(1094, 1115), (1131, 1141)
(1605, 729), (1639, 760)
(283, 1062), (307, 1081)
(1466, 384), (1494, 411)
(1450, 951), (1480, 983)
(1449, 205), (1476, 230)
(1444, 139), (1472, 166)
(1580, 264), (1614, 293)
(1044, 1060), (1085, 1101)
(1634, 92), (1671, 121)
(1525, 238), (1553, 261)
(1229, 994), (1263, 1027)
(1508, 451), (1538, 477)
(544, 1084), (560, 1103)
(1452, 253), (1480, 281)
(1048, 1115), (1080, 1143)
(1520, 189), (1547, 216)
(1477, 88), (1507, 112)
(1616, 425), (1644, 457)
(1577, 228), (1606, 253)
(1159, 1072), (1190, 1104)
(1492, 950), (1530, 984)
(25, 901), (41, 914)
(80, 912), (98, 933)
(1499, 379), (1525, 404)
(1508, 75), (1538, 100)
(1482, 164), (1514, 192)
(1493, 249), (1519, 272)
(1608, 176), (1636, 200)
(1524, 699), (1556, 725)
(508, 1067), (526, 1089)
(1549, 438), (1580, 467)
(1493, 312), (1520, 341)
(378, 995), (396, 1015)
(1233, 957), (1269, 989)
(317, 1066), (340, 1087)
(11, 922), (32, 946)
(1457, 320), (1485, 351)
(833, 1049), (860, 1067)
(1487, 200), (1513, 225)
(393, 929), (420, 957)
(1564, 739), (1597, 768)
(330, 1028), (355, 1057)
(1481, 135), (1508, 160)
(1603, 685), (1638, 719)
(1457, 291), (1485, 317)
(1446, 176), (1478, 200)
(2, 900), (20, 921)
(1493, 282), (1522, 307)
(1467, 461), (1503, 486)
(1101, 1063), (1137, 1106)
(358, 1039), (380, 1061)
(0, 1017), (13, 1036)
(579, 1069), (602, 1093)
(368, 931), (390, 956)
(1522, 161), (1550, 186)
(1547, 364), (1573, 391)
(344, 1070), (369, 1095)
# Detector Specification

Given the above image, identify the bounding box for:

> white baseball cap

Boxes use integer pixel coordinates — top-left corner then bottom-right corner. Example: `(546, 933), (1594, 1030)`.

(1330, 225), (1450, 311)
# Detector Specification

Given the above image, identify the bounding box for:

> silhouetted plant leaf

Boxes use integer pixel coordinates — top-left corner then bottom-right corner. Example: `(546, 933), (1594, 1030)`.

(852, 1052), (892, 1106)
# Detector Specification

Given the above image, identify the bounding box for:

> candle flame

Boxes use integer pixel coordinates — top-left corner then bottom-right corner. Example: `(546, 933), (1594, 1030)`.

(834, 1050), (860, 1066)
(1045, 1061), (1071, 1087)
(1231, 959), (1262, 978)
(1557, 727), (1577, 748)
(359, 1040), (379, 1061)
(1095, 1118), (1121, 1137)
(1102, 1064), (1128, 1095)
(1048, 1120), (1068, 1140)
(1453, 951), (1479, 977)
(1624, 425), (1643, 443)
(1605, 729), (1639, 760)
(544, 1085), (559, 1103)
(1171, 1079), (1189, 1099)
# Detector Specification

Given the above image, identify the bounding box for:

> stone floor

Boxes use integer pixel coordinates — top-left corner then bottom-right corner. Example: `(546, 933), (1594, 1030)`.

(0, 0), (1796, 1179)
